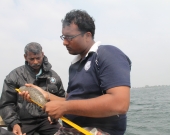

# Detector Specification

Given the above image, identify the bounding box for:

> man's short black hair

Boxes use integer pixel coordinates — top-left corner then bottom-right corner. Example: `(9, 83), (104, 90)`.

(62, 9), (95, 39)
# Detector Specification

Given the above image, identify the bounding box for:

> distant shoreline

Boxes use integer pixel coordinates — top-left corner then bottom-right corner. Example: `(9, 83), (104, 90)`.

(131, 85), (170, 90)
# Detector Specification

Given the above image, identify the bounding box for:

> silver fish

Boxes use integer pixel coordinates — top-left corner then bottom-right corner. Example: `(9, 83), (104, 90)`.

(19, 86), (47, 107)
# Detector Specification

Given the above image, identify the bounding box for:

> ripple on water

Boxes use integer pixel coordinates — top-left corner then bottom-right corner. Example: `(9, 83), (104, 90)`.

(125, 88), (170, 135)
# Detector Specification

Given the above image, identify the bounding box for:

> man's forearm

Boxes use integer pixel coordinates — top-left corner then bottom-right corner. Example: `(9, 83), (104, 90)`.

(64, 95), (121, 117)
(48, 93), (65, 101)
(64, 87), (130, 117)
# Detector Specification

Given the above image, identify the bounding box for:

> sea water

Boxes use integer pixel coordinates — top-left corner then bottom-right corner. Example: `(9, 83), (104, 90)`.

(125, 87), (170, 135)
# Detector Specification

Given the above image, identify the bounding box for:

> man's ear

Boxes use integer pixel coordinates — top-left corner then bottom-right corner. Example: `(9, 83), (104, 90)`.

(85, 32), (92, 41)
(42, 52), (44, 57)
(24, 54), (27, 60)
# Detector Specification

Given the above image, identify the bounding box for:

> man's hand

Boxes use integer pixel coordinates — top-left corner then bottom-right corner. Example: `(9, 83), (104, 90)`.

(44, 100), (66, 119)
(13, 124), (26, 135)
(47, 116), (53, 124)
(47, 116), (58, 124)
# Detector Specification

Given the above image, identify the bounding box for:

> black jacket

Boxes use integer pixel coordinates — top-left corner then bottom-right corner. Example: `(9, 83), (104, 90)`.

(0, 56), (65, 129)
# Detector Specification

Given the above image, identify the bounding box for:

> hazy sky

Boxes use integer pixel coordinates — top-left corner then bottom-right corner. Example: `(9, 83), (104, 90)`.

(0, 0), (169, 93)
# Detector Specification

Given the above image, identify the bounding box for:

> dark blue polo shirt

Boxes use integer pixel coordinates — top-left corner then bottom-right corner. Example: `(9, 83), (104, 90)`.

(64, 42), (131, 135)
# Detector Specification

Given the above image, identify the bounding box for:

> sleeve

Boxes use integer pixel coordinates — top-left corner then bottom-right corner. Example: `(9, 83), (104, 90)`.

(0, 72), (21, 129)
(98, 46), (131, 92)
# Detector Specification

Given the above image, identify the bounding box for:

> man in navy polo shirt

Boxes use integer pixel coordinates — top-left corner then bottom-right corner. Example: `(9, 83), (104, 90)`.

(58, 9), (131, 135)
(20, 9), (131, 135)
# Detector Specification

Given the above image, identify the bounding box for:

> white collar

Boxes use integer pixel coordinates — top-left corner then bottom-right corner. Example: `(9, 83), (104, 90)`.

(71, 41), (101, 64)
(36, 68), (42, 80)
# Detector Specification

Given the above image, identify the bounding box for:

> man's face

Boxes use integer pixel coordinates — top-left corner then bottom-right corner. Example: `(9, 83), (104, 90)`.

(24, 51), (44, 70)
(61, 23), (88, 56)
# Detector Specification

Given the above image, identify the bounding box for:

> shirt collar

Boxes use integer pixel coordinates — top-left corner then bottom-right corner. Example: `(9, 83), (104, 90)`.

(71, 41), (101, 64)
(36, 68), (42, 79)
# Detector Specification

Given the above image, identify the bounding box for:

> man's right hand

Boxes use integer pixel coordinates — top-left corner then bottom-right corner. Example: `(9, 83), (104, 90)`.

(13, 124), (26, 135)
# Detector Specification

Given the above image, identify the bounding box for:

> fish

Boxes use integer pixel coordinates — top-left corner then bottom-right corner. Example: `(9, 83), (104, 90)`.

(18, 86), (47, 107)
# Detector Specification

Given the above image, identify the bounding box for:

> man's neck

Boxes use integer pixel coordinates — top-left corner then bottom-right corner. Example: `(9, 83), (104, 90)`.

(80, 41), (95, 59)
(34, 69), (40, 74)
